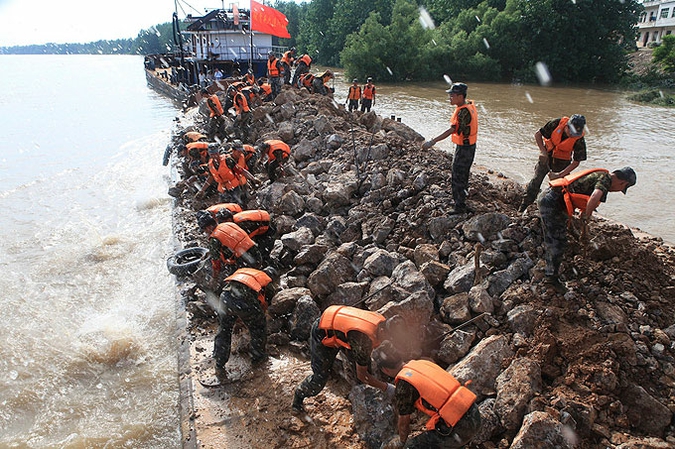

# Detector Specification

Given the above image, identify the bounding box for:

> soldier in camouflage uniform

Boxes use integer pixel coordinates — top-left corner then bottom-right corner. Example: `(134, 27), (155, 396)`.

(538, 167), (636, 292)
(422, 82), (478, 214)
(373, 342), (481, 449)
(292, 306), (402, 413)
(214, 267), (279, 381)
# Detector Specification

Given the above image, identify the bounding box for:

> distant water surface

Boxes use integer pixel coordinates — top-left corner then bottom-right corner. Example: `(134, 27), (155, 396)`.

(0, 55), (182, 448)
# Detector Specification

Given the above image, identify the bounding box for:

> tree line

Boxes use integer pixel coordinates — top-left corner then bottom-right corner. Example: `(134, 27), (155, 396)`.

(1, 0), (645, 84)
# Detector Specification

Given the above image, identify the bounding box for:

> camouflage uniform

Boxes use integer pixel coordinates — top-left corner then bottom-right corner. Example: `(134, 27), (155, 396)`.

(213, 279), (276, 369)
(538, 171), (612, 277)
(294, 318), (373, 403)
(452, 107), (476, 209)
(521, 118), (587, 210)
(395, 381), (481, 448)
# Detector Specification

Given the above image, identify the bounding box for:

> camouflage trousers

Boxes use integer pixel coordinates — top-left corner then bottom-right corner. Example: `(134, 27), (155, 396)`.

(213, 287), (267, 368)
(521, 155), (572, 211)
(538, 187), (569, 277)
(270, 76), (281, 99)
(404, 403), (481, 449)
(452, 144), (476, 208)
(294, 318), (340, 400)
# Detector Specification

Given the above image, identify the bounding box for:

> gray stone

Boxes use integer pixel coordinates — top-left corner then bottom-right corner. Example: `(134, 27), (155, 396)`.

(307, 252), (357, 297)
(437, 329), (477, 365)
(349, 384), (396, 448)
(281, 226), (315, 252)
(486, 255), (533, 297)
(289, 295), (321, 341)
(507, 304), (539, 337)
(279, 190), (306, 217)
(443, 260), (476, 294)
(450, 334), (514, 398)
(267, 287), (312, 317)
(293, 138), (318, 162)
(363, 249), (398, 277)
(510, 411), (574, 449)
(622, 383), (672, 437)
(494, 358), (542, 430)
(462, 212), (511, 243)
(420, 260), (451, 287)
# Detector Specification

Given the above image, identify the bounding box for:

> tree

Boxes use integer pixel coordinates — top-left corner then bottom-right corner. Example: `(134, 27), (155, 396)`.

(653, 34), (675, 73)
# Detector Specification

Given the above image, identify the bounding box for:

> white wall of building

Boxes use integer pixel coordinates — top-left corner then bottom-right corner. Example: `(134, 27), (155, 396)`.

(638, 0), (675, 46)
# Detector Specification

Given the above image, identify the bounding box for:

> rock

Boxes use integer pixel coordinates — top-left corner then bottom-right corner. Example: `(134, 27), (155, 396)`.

(420, 260), (452, 287)
(267, 287), (312, 317)
(363, 249), (398, 277)
(462, 212), (511, 243)
(349, 384), (396, 448)
(494, 358), (542, 430)
(279, 190), (306, 216)
(486, 255), (533, 297)
(289, 295), (321, 341)
(506, 304), (539, 337)
(437, 329), (477, 365)
(443, 260), (476, 294)
(281, 227), (315, 252)
(621, 383), (672, 437)
(450, 335), (514, 398)
(293, 138), (318, 162)
(510, 411), (574, 449)
(307, 251), (357, 298)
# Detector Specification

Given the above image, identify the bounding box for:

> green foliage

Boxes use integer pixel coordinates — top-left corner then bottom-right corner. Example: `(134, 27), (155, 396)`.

(627, 88), (675, 106)
(133, 22), (180, 55)
(341, 0), (431, 81)
(653, 35), (675, 73)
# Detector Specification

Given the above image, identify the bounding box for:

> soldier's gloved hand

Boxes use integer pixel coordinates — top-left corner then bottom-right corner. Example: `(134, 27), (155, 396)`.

(422, 140), (434, 150)
(385, 383), (396, 400)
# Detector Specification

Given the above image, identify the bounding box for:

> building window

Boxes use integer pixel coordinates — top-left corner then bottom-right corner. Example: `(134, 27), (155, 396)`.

(661, 8), (670, 19)
(668, 31), (673, 35)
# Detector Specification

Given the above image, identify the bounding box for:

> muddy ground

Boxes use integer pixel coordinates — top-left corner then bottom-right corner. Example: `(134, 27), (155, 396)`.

(166, 85), (675, 449)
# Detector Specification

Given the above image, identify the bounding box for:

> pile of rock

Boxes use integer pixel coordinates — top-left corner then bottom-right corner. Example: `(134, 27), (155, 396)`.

(168, 85), (675, 448)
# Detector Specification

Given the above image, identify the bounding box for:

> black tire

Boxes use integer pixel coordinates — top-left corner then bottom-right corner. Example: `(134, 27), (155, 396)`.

(167, 247), (209, 276)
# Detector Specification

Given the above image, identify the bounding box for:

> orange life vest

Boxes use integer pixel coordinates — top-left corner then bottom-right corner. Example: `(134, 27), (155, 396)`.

(207, 203), (243, 219)
(450, 101), (478, 146)
(208, 155), (244, 192)
(233, 210), (271, 238)
(299, 54), (312, 66)
(395, 360), (477, 430)
(259, 83), (272, 96)
(544, 116), (585, 161)
(186, 141), (209, 162)
(267, 58), (280, 77)
(234, 92), (251, 114)
(265, 140), (291, 162)
(281, 51), (295, 65)
(224, 268), (273, 310)
(549, 168), (609, 217)
(207, 94), (224, 117)
(242, 144), (257, 162)
(244, 72), (255, 85)
(362, 84), (375, 100)
(210, 222), (256, 262)
(348, 85), (361, 100)
(300, 73), (314, 88)
(318, 305), (385, 349)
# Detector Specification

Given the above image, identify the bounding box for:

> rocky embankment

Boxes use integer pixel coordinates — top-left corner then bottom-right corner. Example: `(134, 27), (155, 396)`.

(167, 85), (675, 449)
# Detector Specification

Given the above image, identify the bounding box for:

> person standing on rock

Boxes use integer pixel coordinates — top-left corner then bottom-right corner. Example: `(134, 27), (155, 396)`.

(292, 305), (403, 414)
(201, 89), (226, 141)
(538, 166), (636, 292)
(212, 266), (279, 381)
(280, 47), (296, 85)
(373, 344), (481, 449)
(347, 78), (362, 112)
(360, 77), (376, 112)
(267, 51), (283, 100)
(519, 114), (588, 213)
(422, 82), (478, 214)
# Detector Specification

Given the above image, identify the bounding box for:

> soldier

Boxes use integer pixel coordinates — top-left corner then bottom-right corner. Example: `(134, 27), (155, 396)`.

(292, 305), (403, 414)
(422, 83), (478, 214)
(373, 344), (481, 449)
(212, 267), (279, 381)
(538, 166), (636, 292)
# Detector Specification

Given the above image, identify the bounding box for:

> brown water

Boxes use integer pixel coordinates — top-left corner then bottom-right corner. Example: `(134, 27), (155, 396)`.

(331, 72), (675, 244)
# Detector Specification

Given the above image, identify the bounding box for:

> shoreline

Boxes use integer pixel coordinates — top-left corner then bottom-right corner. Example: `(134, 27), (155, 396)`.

(165, 87), (675, 448)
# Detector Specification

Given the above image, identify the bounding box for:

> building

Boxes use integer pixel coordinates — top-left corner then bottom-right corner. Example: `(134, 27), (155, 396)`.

(637, 0), (675, 46)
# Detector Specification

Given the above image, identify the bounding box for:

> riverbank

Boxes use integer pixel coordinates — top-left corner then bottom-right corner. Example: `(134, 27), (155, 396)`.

(166, 85), (675, 448)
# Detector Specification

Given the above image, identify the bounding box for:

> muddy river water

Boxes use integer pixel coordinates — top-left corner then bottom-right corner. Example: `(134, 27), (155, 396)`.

(330, 72), (675, 244)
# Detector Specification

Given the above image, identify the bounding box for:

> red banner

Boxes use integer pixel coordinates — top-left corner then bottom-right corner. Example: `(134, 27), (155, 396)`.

(250, 0), (291, 39)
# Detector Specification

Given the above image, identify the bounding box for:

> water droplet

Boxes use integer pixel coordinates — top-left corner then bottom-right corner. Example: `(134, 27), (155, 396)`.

(443, 74), (452, 85)
(525, 92), (534, 103)
(475, 15), (481, 23)
(431, 39), (437, 46)
(477, 232), (485, 244)
(535, 61), (552, 86)
(386, 67), (393, 75)
(418, 7), (436, 29)
(483, 38), (490, 49)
